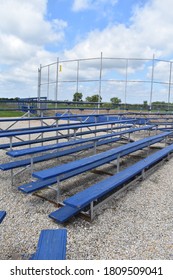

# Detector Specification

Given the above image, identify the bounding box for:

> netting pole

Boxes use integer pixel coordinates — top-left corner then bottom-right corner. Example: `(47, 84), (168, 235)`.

(124, 59), (128, 111)
(76, 59), (79, 95)
(37, 64), (41, 116)
(98, 51), (103, 110)
(168, 61), (172, 111)
(55, 57), (59, 109)
(149, 54), (155, 111)
(47, 65), (50, 101)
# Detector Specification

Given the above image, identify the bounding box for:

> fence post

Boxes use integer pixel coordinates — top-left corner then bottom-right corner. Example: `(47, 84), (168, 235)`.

(76, 59), (80, 95)
(168, 61), (172, 111)
(55, 57), (59, 109)
(98, 52), (103, 110)
(47, 65), (50, 100)
(149, 54), (155, 111)
(124, 58), (128, 110)
(37, 64), (42, 116)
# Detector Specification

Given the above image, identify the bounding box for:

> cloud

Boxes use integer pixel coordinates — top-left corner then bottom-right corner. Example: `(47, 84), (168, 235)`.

(1, 0), (173, 103)
(72, 0), (90, 11)
(0, 0), (67, 65)
(63, 0), (173, 103)
(65, 0), (173, 73)
(0, 0), (67, 98)
(72, 0), (118, 12)
(68, 0), (173, 60)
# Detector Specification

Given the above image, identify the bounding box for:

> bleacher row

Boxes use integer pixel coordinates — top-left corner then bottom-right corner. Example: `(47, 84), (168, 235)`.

(1, 114), (173, 260)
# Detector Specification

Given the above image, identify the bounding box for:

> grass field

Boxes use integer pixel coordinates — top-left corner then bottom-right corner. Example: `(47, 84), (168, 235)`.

(0, 111), (24, 117)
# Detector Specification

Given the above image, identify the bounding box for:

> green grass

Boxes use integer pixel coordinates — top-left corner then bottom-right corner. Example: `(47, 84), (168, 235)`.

(0, 111), (24, 117)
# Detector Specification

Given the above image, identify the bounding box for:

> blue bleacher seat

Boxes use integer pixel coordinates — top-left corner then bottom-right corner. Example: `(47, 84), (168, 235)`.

(0, 125), (132, 150)
(18, 131), (172, 195)
(0, 119), (137, 139)
(49, 143), (173, 223)
(0, 211), (6, 223)
(33, 131), (172, 180)
(7, 125), (154, 158)
(0, 137), (121, 172)
(31, 229), (67, 260)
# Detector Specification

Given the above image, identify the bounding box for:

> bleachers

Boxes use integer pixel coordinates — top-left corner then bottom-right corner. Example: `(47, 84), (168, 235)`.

(0, 211), (6, 223)
(33, 131), (171, 180)
(18, 131), (172, 194)
(49, 142), (173, 223)
(0, 119), (136, 155)
(0, 124), (132, 150)
(0, 119), (137, 139)
(0, 125), (155, 185)
(1, 112), (173, 259)
(7, 125), (154, 158)
(0, 137), (121, 172)
(30, 229), (67, 260)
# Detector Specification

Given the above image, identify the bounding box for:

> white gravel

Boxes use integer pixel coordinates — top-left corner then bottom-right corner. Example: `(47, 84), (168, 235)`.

(0, 120), (172, 260)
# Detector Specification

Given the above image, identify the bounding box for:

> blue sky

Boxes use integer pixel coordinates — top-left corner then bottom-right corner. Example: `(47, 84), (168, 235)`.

(1, 0), (173, 104)
(45, 0), (146, 52)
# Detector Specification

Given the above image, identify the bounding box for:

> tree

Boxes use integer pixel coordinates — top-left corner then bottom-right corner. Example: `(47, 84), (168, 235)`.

(143, 100), (148, 109)
(73, 92), (83, 102)
(85, 94), (102, 103)
(110, 97), (121, 104)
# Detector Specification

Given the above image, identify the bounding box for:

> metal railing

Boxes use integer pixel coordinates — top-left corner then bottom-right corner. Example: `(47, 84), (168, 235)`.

(37, 54), (173, 110)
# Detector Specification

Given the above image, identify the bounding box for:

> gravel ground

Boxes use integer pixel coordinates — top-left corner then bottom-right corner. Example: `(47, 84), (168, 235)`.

(0, 120), (172, 260)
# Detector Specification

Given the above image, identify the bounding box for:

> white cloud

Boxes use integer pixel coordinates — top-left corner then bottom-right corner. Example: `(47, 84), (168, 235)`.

(1, 0), (173, 103)
(63, 0), (173, 103)
(72, 0), (90, 11)
(0, 0), (67, 98)
(68, 0), (173, 60)
(0, 0), (67, 65)
(72, 0), (118, 12)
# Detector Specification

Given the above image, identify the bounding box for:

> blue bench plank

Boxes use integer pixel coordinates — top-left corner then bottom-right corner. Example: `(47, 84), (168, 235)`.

(19, 177), (58, 193)
(65, 143), (173, 209)
(7, 125), (154, 157)
(33, 131), (172, 180)
(49, 205), (81, 223)
(0, 211), (6, 223)
(18, 132), (171, 194)
(50, 143), (173, 223)
(6, 132), (126, 157)
(18, 138), (121, 193)
(0, 119), (137, 138)
(0, 137), (121, 171)
(31, 229), (67, 260)
(0, 125), (132, 150)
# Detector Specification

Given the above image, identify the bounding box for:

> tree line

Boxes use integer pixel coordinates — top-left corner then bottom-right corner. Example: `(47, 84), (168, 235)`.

(72, 92), (121, 104)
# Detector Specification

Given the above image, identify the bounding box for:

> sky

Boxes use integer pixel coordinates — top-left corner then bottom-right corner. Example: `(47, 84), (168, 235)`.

(1, 0), (173, 104)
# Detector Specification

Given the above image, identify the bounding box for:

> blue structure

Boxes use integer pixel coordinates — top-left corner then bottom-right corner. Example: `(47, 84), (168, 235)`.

(18, 132), (171, 195)
(18, 97), (47, 114)
(31, 229), (67, 260)
(0, 211), (6, 223)
(50, 143), (173, 223)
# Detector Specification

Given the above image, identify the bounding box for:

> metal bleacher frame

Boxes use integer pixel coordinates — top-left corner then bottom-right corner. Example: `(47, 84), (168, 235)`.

(1, 101), (173, 224)
(0, 125), (155, 185)
(18, 131), (172, 205)
(49, 142), (173, 223)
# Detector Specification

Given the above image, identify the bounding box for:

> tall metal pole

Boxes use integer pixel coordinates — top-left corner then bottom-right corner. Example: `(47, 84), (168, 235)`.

(47, 65), (50, 101)
(168, 61), (172, 111)
(124, 59), (128, 110)
(37, 64), (41, 115)
(76, 60), (79, 95)
(98, 51), (103, 110)
(55, 57), (59, 109)
(37, 64), (41, 102)
(149, 54), (155, 111)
